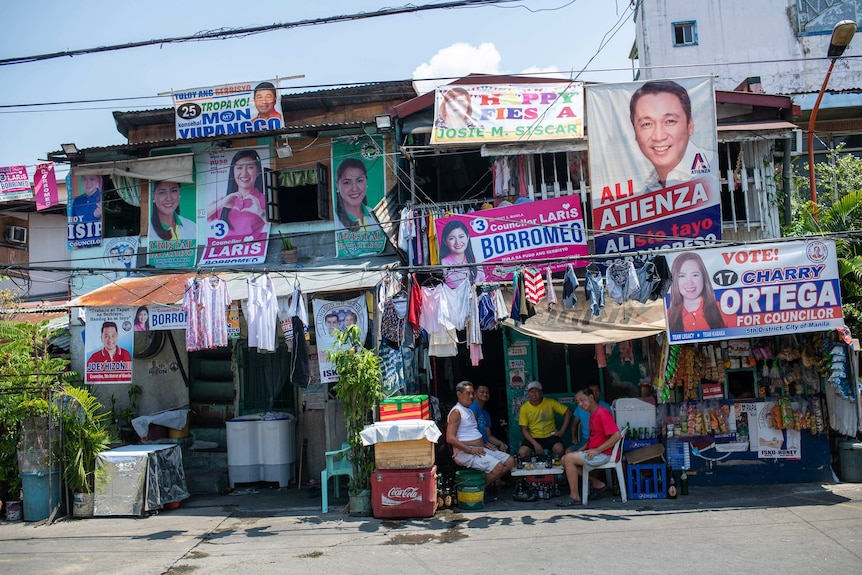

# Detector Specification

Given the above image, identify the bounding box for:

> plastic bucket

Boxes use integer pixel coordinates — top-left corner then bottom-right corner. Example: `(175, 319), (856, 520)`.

(839, 441), (862, 483)
(72, 492), (94, 518)
(455, 469), (485, 510)
(20, 470), (61, 522)
(5, 500), (22, 521)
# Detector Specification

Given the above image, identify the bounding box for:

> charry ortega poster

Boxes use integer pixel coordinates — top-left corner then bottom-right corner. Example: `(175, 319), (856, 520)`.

(587, 77), (720, 256)
(84, 306), (134, 384)
(198, 147), (271, 267)
(431, 83), (584, 145)
(434, 196), (588, 287)
(663, 240), (843, 344)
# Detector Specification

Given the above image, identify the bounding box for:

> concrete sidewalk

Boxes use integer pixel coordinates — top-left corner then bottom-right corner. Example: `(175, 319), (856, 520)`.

(1, 482), (860, 575)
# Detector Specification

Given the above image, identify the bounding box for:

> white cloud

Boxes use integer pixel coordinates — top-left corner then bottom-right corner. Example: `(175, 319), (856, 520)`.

(518, 65), (567, 80)
(412, 42), (502, 94)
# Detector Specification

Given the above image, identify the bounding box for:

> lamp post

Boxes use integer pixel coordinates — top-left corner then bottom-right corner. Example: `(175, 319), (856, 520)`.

(808, 20), (857, 217)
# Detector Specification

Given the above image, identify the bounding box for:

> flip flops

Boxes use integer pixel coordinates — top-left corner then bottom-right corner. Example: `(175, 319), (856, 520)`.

(590, 485), (610, 499)
(556, 497), (582, 507)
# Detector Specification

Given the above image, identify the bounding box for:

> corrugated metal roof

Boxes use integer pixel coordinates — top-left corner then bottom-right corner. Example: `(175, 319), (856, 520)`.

(69, 273), (194, 307)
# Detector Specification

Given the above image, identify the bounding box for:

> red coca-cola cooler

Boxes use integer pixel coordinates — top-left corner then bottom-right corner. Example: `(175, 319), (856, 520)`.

(371, 466), (437, 519)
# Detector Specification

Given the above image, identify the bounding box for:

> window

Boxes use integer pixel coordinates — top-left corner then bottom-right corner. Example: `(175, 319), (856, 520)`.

(265, 163), (330, 223)
(672, 21), (697, 46)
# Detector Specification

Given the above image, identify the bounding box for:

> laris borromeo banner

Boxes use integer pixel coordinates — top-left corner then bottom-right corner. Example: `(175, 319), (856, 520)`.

(587, 77), (720, 256)
(434, 196), (588, 286)
(431, 83), (584, 145)
(0, 165), (31, 201)
(663, 240), (843, 344)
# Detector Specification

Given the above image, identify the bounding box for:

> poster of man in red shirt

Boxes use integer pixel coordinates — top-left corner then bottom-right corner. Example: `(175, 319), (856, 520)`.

(85, 307), (134, 384)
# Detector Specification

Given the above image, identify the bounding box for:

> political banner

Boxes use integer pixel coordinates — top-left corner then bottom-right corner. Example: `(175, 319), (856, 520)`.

(132, 305), (187, 331)
(34, 163), (59, 211)
(753, 401), (801, 459)
(84, 306), (134, 384)
(147, 178), (198, 268)
(587, 77), (720, 256)
(101, 236), (139, 281)
(332, 136), (387, 258)
(434, 196), (588, 287)
(663, 240), (843, 344)
(173, 80), (283, 140)
(431, 83), (584, 145)
(0, 165), (31, 201)
(197, 147), (271, 267)
(312, 295), (368, 384)
(67, 170), (105, 248)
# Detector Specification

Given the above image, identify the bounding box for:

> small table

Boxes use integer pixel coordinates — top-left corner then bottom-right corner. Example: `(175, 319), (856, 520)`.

(511, 465), (564, 485)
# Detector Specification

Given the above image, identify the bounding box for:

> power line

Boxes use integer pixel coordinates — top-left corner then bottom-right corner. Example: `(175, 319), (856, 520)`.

(0, 0), (523, 67)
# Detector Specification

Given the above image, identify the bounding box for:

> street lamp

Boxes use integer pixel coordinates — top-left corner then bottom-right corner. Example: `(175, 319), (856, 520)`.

(808, 19), (857, 216)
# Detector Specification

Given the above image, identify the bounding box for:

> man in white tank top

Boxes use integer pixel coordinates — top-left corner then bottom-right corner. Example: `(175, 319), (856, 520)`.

(447, 381), (514, 487)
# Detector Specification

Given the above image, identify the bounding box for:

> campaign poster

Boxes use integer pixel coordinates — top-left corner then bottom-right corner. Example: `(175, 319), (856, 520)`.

(312, 295), (368, 384)
(139, 305), (187, 331)
(332, 135), (387, 258)
(34, 163), (59, 211)
(587, 77), (720, 256)
(431, 83), (585, 145)
(434, 196), (588, 286)
(197, 147), (271, 267)
(663, 240), (843, 344)
(101, 236), (139, 281)
(67, 170), (105, 249)
(173, 79), (283, 140)
(84, 306), (134, 384)
(754, 401), (801, 459)
(0, 165), (31, 202)
(147, 178), (198, 269)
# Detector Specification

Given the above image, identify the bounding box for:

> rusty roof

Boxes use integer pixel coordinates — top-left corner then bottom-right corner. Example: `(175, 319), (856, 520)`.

(69, 273), (195, 307)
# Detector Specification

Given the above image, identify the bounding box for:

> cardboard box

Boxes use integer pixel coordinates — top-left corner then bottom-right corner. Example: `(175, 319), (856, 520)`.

(371, 466), (437, 519)
(379, 395), (430, 421)
(374, 438), (435, 469)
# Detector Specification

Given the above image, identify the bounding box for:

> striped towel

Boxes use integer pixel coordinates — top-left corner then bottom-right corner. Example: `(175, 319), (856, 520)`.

(523, 267), (546, 304)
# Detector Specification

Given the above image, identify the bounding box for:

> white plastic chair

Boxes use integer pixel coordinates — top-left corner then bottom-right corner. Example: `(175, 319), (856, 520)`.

(321, 443), (353, 513)
(581, 428), (627, 505)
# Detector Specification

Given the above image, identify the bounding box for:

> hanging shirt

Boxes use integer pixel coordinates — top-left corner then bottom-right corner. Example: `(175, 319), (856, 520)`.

(246, 275), (278, 352)
(183, 276), (229, 352)
(523, 267), (546, 305)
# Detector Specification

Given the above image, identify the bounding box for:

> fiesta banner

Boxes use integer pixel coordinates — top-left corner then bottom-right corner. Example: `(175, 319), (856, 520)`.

(587, 77), (720, 256)
(0, 165), (31, 201)
(147, 178), (198, 269)
(173, 79), (283, 140)
(431, 83), (584, 145)
(663, 240), (843, 344)
(197, 147), (271, 267)
(67, 170), (105, 249)
(332, 135), (387, 258)
(434, 196), (588, 286)
(34, 163), (59, 211)
(84, 306), (134, 384)
(312, 295), (368, 383)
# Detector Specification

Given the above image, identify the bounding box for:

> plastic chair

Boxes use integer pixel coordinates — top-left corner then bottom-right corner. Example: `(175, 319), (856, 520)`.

(321, 443), (353, 513)
(581, 428), (627, 505)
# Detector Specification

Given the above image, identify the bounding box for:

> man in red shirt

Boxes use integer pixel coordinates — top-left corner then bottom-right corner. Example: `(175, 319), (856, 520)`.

(557, 386), (621, 506)
(86, 321), (132, 372)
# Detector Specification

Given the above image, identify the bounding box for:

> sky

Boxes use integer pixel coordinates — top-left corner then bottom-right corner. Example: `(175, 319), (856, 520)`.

(0, 0), (637, 183)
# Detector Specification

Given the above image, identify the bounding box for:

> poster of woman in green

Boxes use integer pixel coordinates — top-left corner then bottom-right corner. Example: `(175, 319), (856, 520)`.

(147, 178), (198, 268)
(332, 135), (386, 258)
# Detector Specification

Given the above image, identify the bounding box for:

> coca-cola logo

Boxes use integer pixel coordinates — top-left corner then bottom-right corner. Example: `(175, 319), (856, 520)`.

(387, 486), (419, 499)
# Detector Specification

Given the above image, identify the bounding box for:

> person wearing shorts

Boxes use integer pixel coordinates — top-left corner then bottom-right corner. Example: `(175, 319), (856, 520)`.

(447, 381), (514, 487)
(517, 381), (572, 461)
(558, 386), (621, 507)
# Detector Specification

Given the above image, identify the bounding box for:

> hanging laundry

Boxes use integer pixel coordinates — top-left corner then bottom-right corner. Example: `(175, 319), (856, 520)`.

(546, 266), (557, 312)
(477, 291), (498, 331)
(398, 207), (415, 253)
(289, 285), (310, 388)
(562, 264), (579, 309)
(606, 259), (640, 305)
(381, 293), (407, 347)
(523, 267), (546, 305)
(245, 274), (278, 352)
(493, 287), (509, 323)
(594, 343), (607, 368)
(649, 255), (673, 300)
(183, 276), (229, 352)
(632, 258), (660, 304)
(408, 274), (423, 331)
(584, 270), (606, 317)
(466, 287), (483, 366)
(510, 272), (521, 323)
(619, 340), (634, 364)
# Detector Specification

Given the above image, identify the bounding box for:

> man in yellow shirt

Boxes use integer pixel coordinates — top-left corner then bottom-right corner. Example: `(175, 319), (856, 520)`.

(517, 381), (572, 460)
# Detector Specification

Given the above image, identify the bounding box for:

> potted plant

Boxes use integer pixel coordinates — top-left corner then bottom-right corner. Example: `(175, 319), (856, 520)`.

(279, 231), (298, 264)
(326, 325), (382, 516)
(59, 386), (113, 518)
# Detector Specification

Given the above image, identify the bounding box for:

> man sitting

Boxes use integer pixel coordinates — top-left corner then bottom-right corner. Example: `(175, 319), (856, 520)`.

(517, 381), (572, 461)
(447, 381), (514, 488)
(558, 386), (621, 507)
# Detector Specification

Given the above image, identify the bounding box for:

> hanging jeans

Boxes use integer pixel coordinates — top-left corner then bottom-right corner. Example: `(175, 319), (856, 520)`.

(584, 271), (605, 317)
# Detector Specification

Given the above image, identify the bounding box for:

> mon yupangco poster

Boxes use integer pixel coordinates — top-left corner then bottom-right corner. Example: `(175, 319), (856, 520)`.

(587, 77), (720, 256)
(431, 83), (584, 145)
(663, 240), (843, 344)
(84, 306), (134, 384)
(173, 80), (283, 140)
(434, 196), (588, 286)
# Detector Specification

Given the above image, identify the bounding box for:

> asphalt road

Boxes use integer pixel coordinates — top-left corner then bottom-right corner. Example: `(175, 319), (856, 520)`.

(1, 482), (860, 575)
